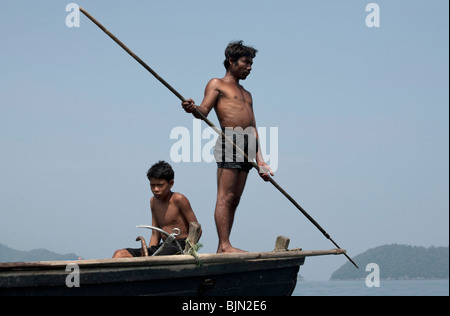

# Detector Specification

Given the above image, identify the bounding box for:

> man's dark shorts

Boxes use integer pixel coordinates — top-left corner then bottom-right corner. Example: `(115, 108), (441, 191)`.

(126, 239), (186, 257)
(214, 128), (258, 173)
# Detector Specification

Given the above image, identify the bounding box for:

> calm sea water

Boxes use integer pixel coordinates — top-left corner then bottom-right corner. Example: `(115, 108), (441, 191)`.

(293, 280), (449, 296)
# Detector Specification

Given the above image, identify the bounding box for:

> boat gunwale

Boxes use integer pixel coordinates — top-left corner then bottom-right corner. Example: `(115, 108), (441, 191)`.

(0, 248), (345, 272)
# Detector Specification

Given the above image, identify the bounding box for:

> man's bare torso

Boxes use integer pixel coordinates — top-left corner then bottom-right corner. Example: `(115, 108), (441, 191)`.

(209, 78), (255, 130)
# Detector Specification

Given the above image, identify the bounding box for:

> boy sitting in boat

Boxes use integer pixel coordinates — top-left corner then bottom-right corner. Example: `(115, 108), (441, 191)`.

(113, 161), (201, 258)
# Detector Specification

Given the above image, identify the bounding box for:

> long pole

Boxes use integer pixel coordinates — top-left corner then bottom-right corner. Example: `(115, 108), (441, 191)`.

(79, 7), (359, 269)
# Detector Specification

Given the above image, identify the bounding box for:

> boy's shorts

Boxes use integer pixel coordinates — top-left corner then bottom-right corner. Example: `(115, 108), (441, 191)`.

(126, 239), (186, 257)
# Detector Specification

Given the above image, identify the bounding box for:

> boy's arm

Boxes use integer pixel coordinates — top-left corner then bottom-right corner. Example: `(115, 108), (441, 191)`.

(181, 79), (220, 119)
(174, 194), (202, 239)
(149, 200), (161, 247)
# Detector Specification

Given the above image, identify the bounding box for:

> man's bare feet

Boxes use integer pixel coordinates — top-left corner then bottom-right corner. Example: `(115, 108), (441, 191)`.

(217, 244), (248, 253)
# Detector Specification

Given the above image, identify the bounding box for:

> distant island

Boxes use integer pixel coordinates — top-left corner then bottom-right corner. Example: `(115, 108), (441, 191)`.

(0, 243), (80, 262)
(330, 244), (449, 280)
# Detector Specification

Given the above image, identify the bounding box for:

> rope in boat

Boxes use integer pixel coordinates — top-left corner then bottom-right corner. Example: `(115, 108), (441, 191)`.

(185, 238), (203, 268)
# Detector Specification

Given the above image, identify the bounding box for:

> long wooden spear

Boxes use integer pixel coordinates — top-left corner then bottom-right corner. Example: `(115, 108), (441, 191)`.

(79, 7), (359, 269)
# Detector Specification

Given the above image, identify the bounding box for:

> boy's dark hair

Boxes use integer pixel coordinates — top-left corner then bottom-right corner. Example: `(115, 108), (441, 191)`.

(224, 40), (258, 70)
(147, 161), (175, 182)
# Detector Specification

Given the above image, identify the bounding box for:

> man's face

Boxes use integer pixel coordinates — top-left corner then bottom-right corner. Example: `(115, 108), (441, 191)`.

(231, 56), (253, 80)
(149, 178), (173, 200)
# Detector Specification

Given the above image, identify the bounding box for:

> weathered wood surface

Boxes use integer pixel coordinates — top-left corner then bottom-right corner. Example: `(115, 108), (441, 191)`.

(183, 222), (202, 253)
(0, 245), (345, 296)
(0, 248), (345, 271)
(274, 236), (291, 251)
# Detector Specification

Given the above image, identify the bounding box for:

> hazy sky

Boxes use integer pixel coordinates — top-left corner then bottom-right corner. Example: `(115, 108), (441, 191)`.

(1, 0), (448, 281)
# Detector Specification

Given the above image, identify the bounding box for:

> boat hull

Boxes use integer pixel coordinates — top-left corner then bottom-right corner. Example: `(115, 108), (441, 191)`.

(0, 249), (343, 296)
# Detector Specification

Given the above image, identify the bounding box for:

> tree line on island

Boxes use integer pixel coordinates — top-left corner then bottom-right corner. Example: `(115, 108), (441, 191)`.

(330, 244), (449, 280)
(0, 243), (80, 262)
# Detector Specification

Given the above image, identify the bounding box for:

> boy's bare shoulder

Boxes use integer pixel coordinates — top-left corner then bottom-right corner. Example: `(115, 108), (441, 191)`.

(171, 192), (190, 204)
(171, 193), (194, 211)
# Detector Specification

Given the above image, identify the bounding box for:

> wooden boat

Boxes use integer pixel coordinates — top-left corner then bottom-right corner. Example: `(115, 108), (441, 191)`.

(0, 236), (344, 296)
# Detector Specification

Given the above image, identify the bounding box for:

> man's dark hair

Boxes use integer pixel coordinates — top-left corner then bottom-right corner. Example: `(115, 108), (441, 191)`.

(147, 161), (175, 182)
(224, 40), (258, 70)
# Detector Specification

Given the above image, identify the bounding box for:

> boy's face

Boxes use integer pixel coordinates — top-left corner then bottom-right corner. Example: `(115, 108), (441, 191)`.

(149, 178), (174, 200)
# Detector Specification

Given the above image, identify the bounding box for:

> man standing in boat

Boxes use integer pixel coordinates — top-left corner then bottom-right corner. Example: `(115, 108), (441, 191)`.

(182, 41), (274, 253)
